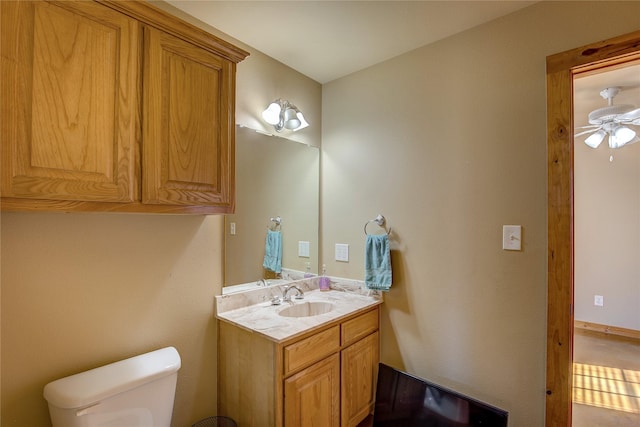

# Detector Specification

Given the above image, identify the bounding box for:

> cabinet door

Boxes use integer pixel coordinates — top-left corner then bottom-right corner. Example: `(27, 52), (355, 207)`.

(341, 331), (379, 427)
(142, 26), (235, 209)
(1, 1), (139, 202)
(284, 353), (340, 427)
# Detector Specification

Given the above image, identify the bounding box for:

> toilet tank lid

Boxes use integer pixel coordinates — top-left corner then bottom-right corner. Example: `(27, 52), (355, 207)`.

(43, 347), (181, 409)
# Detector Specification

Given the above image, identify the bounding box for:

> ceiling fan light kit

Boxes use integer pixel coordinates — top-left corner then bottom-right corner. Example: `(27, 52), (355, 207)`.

(576, 86), (640, 150)
(584, 130), (607, 148)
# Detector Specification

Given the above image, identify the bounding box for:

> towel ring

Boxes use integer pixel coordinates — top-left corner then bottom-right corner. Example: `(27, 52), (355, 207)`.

(364, 214), (391, 235)
(270, 216), (282, 231)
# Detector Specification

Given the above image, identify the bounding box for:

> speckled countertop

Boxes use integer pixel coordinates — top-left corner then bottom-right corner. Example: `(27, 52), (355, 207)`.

(215, 277), (383, 343)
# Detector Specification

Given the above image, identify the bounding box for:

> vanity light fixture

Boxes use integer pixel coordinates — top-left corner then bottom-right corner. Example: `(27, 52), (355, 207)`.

(262, 99), (309, 132)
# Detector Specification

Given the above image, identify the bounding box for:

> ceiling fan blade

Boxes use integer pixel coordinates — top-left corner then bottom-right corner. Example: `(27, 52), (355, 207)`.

(575, 124), (600, 129)
(574, 128), (600, 137)
(615, 107), (640, 122)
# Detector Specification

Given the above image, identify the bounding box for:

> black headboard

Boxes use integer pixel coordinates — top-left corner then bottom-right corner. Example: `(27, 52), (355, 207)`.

(373, 363), (508, 426)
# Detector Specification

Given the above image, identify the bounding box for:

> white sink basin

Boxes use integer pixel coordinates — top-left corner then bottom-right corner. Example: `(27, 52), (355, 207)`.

(278, 301), (334, 318)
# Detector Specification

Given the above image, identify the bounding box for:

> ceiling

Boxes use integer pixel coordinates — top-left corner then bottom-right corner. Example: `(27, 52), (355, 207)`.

(164, 1), (640, 126)
(166, 0), (537, 84)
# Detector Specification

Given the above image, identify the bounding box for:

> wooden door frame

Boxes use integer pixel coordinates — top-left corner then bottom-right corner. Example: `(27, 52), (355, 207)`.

(546, 30), (640, 427)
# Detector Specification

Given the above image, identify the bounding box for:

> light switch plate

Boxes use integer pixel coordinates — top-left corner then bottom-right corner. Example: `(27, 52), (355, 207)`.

(502, 225), (522, 251)
(230, 222), (236, 235)
(298, 241), (310, 258)
(335, 243), (349, 262)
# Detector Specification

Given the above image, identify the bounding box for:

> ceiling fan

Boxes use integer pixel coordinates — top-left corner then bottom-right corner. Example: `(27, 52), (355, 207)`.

(575, 86), (640, 149)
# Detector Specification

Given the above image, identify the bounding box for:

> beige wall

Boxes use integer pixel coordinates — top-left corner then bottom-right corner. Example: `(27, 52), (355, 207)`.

(234, 49), (322, 148)
(321, 2), (640, 426)
(1, 214), (223, 426)
(4, 1), (640, 427)
(0, 3), (320, 427)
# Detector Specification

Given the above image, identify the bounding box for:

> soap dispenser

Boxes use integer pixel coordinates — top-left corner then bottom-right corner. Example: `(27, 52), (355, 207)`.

(304, 262), (314, 278)
(319, 264), (330, 291)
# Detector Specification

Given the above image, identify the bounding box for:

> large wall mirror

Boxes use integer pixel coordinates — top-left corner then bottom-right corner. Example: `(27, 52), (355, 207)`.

(224, 126), (319, 287)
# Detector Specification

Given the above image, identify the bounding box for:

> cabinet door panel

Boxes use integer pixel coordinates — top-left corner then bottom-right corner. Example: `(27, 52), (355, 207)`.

(341, 331), (379, 427)
(284, 353), (340, 427)
(143, 26), (234, 208)
(1, 1), (139, 202)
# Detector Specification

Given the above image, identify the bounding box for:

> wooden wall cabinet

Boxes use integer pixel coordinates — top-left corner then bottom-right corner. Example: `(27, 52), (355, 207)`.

(1, 0), (248, 214)
(218, 307), (380, 427)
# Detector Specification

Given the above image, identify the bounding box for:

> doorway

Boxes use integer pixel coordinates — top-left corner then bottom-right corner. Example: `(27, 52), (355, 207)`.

(546, 31), (640, 427)
(572, 63), (640, 426)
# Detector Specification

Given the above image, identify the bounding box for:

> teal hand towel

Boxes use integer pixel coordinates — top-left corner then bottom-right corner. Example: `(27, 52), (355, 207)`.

(365, 234), (392, 291)
(263, 229), (282, 273)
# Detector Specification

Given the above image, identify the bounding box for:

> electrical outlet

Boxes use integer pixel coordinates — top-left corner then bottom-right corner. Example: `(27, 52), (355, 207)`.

(298, 241), (310, 258)
(335, 243), (349, 262)
(594, 295), (604, 307)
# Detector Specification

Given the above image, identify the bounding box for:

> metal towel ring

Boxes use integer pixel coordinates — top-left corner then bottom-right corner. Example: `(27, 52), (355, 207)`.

(364, 214), (391, 235)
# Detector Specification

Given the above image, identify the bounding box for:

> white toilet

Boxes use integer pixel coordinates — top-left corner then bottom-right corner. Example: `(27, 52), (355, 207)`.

(43, 347), (181, 427)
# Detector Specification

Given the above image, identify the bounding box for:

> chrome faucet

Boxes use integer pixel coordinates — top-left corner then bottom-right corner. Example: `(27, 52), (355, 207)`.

(256, 278), (267, 287)
(282, 285), (304, 302)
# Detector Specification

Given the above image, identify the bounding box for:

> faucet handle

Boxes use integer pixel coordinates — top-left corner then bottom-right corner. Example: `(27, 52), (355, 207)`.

(271, 296), (282, 305)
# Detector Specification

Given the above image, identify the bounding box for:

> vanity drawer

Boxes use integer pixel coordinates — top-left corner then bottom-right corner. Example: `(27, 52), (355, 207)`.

(341, 308), (379, 346)
(284, 325), (340, 375)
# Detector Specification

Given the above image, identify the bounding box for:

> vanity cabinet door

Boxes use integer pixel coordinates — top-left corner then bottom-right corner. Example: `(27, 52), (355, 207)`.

(1, 0), (139, 202)
(142, 26), (235, 210)
(284, 353), (340, 427)
(341, 331), (379, 427)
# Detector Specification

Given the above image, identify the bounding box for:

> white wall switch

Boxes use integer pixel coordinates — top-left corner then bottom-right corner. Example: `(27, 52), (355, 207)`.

(502, 225), (522, 251)
(298, 241), (310, 258)
(335, 243), (349, 262)
(594, 295), (604, 307)
(230, 222), (236, 235)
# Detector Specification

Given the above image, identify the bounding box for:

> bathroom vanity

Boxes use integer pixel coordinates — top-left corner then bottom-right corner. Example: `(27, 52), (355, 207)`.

(216, 280), (382, 427)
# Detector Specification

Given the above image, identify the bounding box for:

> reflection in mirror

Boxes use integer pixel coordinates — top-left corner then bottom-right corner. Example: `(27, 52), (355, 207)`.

(224, 126), (319, 287)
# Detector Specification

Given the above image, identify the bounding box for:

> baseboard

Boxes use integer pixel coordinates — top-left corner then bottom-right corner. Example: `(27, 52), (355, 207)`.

(574, 320), (640, 342)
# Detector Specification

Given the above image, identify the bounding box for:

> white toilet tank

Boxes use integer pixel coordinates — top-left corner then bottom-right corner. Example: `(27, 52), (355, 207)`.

(43, 347), (181, 427)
